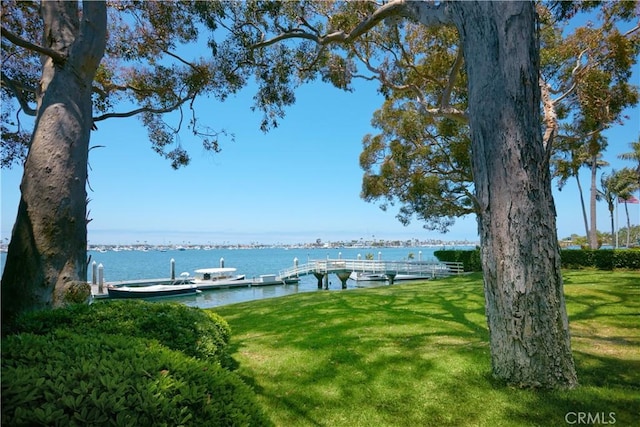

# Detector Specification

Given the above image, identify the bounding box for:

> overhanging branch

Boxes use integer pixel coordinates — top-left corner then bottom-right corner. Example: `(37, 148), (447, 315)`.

(252, 0), (438, 49)
(1, 71), (37, 116)
(1, 26), (67, 64)
(93, 90), (196, 122)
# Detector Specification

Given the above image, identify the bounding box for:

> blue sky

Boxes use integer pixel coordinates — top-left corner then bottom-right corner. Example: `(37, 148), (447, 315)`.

(1, 25), (639, 246)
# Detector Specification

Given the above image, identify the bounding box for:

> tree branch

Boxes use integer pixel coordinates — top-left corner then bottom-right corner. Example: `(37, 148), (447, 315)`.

(1, 71), (37, 116)
(162, 49), (199, 71)
(623, 24), (639, 37)
(540, 77), (557, 163)
(92, 93), (195, 122)
(440, 47), (463, 111)
(253, 0), (448, 49)
(1, 25), (67, 64)
(93, 105), (178, 122)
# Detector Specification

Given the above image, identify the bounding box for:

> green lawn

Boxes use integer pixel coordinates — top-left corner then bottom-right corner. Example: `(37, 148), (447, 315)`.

(213, 270), (640, 427)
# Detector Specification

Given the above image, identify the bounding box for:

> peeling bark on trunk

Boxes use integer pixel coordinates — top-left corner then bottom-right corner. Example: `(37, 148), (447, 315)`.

(1, 1), (106, 328)
(449, 1), (578, 388)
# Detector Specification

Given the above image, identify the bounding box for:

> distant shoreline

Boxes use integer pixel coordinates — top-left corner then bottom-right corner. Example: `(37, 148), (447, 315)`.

(83, 240), (479, 253)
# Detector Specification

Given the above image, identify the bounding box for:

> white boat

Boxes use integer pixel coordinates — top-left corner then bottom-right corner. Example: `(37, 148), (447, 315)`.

(350, 272), (388, 281)
(251, 274), (300, 286)
(192, 267), (252, 289)
(350, 272), (432, 282)
(107, 283), (198, 299)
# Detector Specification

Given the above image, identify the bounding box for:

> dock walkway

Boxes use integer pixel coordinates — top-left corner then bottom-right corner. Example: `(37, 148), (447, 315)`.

(91, 259), (463, 299)
(279, 258), (463, 288)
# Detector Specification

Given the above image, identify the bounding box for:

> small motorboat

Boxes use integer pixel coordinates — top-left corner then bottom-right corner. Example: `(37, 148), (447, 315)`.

(350, 272), (431, 282)
(350, 272), (388, 281)
(107, 283), (198, 299)
(192, 267), (252, 289)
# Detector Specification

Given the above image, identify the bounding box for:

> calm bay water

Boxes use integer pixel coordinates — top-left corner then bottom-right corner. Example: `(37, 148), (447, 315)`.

(0, 245), (472, 309)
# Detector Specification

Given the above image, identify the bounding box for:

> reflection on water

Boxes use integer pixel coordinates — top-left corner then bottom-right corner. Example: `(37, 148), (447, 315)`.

(145, 276), (391, 309)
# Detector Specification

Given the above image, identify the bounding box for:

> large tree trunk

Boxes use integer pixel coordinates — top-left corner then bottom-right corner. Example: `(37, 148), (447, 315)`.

(1, 1), (106, 328)
(450, 1), (577, 388)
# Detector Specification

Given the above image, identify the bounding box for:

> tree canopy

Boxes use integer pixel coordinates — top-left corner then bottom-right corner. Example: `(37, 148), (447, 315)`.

(2, 0), (241, 169)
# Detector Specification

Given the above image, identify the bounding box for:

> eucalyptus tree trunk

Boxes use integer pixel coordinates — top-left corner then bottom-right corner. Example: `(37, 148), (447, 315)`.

(449, 1), (577, 388)
(1, 1), (106, 328)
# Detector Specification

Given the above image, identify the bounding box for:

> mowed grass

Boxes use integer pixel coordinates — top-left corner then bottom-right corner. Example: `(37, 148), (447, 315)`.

(213, 270), (640, 426)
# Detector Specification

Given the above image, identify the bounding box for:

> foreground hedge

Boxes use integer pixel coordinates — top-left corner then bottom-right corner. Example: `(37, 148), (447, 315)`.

(5, 300), (233, 367)
(435, 248), (640, 271)
(1, 331), (272, 426)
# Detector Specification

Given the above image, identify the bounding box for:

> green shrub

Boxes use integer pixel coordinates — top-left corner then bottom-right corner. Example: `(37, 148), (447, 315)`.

(559, 249), (594, 269)
(560, 249), (640, 270)
(433, 249), (482, 272)
(8, 301), (232, 367)
(1, 331), (272, 426)
(614, 249), (640, 269)
(435, 248), (640, 271)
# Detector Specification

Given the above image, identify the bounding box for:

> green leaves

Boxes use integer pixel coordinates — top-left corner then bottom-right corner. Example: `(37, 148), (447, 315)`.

(2, 303), (272, 426)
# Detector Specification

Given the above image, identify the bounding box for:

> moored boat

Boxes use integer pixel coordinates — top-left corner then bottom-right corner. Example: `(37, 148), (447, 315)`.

(107, 284), (198, 299)
(251, 274), (300, 286)
(350, 272), (388, 281)
(350, 272), (432, 281)
(192, 267), (252, 289)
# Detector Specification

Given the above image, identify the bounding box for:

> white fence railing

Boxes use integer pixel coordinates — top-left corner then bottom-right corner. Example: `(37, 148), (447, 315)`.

(278, 259), (463, 280)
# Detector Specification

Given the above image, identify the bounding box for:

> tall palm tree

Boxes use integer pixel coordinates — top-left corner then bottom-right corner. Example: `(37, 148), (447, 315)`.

(618, 136), (640, 184)
(553, 132), (609, 249)
(598, 171), (618, 246)
(614, 168), (640, 248)
(553, 142), (590, 242)
(618, 137), (640, 247)
(586, 137), (609, 249)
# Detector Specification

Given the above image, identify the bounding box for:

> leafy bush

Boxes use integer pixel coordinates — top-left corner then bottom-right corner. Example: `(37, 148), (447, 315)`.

(614, 249), (640, 270)
(560, 249), (640, 270)
(7, 301), (232, 367)
(433, 249), (482, 272)
(435, 248), (640, 271)
(558, 249), (593, 269)
(1, 331), (272, 426)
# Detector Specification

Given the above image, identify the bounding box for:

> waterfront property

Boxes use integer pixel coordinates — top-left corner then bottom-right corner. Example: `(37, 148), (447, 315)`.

(90, 257), (463, 301)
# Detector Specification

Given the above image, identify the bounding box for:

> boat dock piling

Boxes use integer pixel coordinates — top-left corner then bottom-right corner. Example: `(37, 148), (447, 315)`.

(90, 261), (105, 295)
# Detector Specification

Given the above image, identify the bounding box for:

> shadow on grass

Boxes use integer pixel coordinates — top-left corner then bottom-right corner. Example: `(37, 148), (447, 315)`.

(217, 271), (640, 426)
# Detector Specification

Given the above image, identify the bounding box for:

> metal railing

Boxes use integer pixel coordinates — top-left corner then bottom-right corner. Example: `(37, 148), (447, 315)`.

(278, 259), (463, 280)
